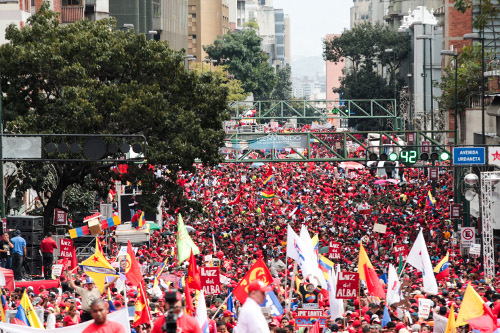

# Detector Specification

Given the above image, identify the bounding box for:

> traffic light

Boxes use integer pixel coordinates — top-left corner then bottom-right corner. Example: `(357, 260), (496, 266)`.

(332, 108), (339, 115)
(368, 149), (451, 165)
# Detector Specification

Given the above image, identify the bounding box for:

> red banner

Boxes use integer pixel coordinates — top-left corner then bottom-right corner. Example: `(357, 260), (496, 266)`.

(53, 208), (68, 226)
(233, 258), (273, 303)
(295, 309), (328, 327)
(335, 271), (359, 299)
(393, 244), (408, 263)
(200, 267), (221, 295)
(59, 239), (73, 258)
(328, 241), (341, 260)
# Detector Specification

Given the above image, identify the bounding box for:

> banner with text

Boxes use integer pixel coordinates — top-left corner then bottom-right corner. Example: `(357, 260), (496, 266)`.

(295, 308), (328, 327)
(201, 266), (221, 295)
(328, 241), (341, 260)
(393, 245), (408, 263)
(335, 271), (359, 299)
(59, 239), (73, 259)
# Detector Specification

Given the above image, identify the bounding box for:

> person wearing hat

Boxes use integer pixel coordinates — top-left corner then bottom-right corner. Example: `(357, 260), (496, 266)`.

(65, 272), (118, 322)
(10, 230), (26, 280)
(82, 299), (126, 333)
(235, 279), (271, 333)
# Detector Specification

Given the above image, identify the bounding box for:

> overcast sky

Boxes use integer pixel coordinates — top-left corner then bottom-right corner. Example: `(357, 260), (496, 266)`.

(273, 0), (352, 60)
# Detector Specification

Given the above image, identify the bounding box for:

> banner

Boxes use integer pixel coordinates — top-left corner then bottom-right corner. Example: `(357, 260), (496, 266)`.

(224, 135), (309, 150)
(200, 267), (221, 295)
(335, 272), (359, 299)
(59, 239), (73, 259)
(0, 308), (130, 333)
(418, 299), (433, 319)
(393, 245), (408, 263)
(311, 122), (332, 130)
(328, 241), (341, 260)
(373, 224), (387, 234)
(295, 308), (328, 327)
(232, 258), (273, 303)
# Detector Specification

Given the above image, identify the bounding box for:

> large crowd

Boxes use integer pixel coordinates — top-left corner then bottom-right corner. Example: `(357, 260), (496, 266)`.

(0, 133), (496, 333)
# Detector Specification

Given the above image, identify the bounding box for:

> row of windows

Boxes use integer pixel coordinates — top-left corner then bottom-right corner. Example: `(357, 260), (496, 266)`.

(62, 0), (82, 6)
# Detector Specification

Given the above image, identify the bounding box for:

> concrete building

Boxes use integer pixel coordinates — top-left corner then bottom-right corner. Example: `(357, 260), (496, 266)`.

(350, 0), (371, 27)
(274, 8), (285, 67)
(370, 0), (441, 29)
(284, 14), (291, 65)
(325, 34), (345, 129)
(0, 0), (30, 44)
(187, 0), (229, 62)
(227, 0), (237, 30)
(110, 0), (188, 51)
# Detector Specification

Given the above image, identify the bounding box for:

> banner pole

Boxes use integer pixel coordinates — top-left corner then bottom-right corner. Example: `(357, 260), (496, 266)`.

(210, 292), (231, 321)
(286, 262), (297, 314)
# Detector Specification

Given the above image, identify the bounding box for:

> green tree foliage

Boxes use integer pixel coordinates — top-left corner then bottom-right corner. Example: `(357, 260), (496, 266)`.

(271, 65), (292, 100)
(0, 4), (229, 227)
(189, 63), (249, 101)
(454, 0), (499, 31)
(204, 29), (277, 100)
(323, 22), (410, 130)
(439, 45), (486, 142)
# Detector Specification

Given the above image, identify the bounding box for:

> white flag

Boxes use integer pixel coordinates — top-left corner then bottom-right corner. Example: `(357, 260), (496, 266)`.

(386, 264), (401, 305)
(286, 225), (322, 287)
(406, 229), (438, 294)
(299, 225), (328, 289)
(195, 290), (209, 331)
(329, 265), (345, 320)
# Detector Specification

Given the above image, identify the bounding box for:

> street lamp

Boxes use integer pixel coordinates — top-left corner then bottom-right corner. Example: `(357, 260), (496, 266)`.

(147, 30), (158, 41)
(441, 50), (459, 145)
(407, 73), (413, 129)
(464, 32), (485, 145)
(184, 55), (196, 70)
(122, 23), (134, 30)
(204, 59), (218, 72)
(417, 34), (434, 137)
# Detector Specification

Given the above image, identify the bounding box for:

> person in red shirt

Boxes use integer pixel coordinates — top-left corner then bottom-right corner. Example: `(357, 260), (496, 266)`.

(151, 295), (202, 333)
(40, 232), (58, 279)
(82, 299), (126, 333)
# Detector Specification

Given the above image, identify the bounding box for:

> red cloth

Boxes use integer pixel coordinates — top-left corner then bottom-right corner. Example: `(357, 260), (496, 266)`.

(363, 265), (386, 299)
(125, 240), (142, 287)
(151, 313), (202, 333)
(0, 268), (14, 291)
(63, 315), (80, 326)
(15, 279), (58, 294)
(40, 237), (58, 253)
(82, 320), (127, 333)
(467, 304), (500, 333)
(186, 250), (201, 290)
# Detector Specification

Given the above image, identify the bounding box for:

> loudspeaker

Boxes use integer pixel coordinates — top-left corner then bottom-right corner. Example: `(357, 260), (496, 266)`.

(26, 260), (42, 276)
(6, 216), (43, 231)
(26, 246), (42, 261)
(22, 232), (43, 245)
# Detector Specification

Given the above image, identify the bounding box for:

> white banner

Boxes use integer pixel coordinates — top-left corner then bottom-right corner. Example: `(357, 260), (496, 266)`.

(311, 122), (332, 130)
(0, 308), (131, 333)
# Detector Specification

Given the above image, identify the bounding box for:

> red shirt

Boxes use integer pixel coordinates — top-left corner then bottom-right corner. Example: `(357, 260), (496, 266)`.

(151, 313), (202, 333)
(40, 237), (58, 254)
(82, 320), (127, 333)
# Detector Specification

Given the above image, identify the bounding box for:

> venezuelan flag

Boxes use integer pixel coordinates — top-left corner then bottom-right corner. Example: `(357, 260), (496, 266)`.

(0, 292), (6, 322)
(318, 255), (334, 280)
(138, 212), (146, 228)
(154, 258), (168, 287)
(15, 291), (43, 328)
(261, 190), (275, 199)
(426, 190), (436, 207)
(433, 252), (450, 280)
(263, 175), (274, 186)
(107, 289), (116, 312)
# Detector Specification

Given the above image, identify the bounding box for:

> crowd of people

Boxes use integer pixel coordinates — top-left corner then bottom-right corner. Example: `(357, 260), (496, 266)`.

(0, 145), (495, 333)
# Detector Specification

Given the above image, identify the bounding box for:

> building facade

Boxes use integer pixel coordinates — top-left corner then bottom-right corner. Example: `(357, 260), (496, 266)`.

(187, 0), (229, 62)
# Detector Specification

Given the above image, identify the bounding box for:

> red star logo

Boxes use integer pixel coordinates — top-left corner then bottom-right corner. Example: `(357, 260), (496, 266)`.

(493, 151), (500, 161)
(92, 256), (100, 263)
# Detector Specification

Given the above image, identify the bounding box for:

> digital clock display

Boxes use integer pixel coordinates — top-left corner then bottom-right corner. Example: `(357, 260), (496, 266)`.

(399, 148), (418, 165)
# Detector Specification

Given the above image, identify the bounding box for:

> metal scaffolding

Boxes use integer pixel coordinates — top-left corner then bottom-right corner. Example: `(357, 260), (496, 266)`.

(480, 171), (499, 281)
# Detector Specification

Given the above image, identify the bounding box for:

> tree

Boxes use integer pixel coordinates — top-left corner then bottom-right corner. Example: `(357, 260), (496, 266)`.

(0, 4), (229, 228)
(204, 29), (277, 100)
(271, 65), (292, 100)
(439, 45), (486, 143)
(454, 0), (499, 31)
(189, 63), (249, 101)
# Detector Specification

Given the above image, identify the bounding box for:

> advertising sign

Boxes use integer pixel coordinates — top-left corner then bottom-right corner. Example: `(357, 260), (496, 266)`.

(200, 267), (221, 295)
(59, 239), (73, 259)
(295, 308), (328, 328)
(328, 241), (341, 260)
(335, 272), (359, 299)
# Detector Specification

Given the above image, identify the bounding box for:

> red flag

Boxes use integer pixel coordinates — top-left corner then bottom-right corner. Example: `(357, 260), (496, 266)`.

(264, 165), (272, 179)
(186, 250), (201, 290)
(233, 258), (273, 304)
(363, 265), (386, 299)
(133, 281), (152, 327)
(184, 283), (194, 315)
(310, 320), (321, 333)
(70, 246), (78, 270)
(125, 240), (143, 287)
(229, 193), (241, 205)
(468, 303), (500, 333)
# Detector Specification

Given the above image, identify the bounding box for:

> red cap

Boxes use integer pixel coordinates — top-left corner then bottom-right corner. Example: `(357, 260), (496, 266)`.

(352, 320), (361, 327)
(396, 322), (405, 330)
(248, 280), (272, 293)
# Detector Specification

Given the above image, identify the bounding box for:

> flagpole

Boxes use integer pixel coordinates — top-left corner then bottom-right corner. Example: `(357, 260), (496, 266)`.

(286, 262), (297, 314)
(210, 292), (231, 321)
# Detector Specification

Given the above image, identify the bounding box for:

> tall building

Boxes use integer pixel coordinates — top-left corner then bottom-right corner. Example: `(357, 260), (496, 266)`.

(284, 14), (291, 65)
(0, 0), (30, 44)
(325, 34), (345, 129)
(274, 8), (285, 67)
(187, 0), (229, 62)
(350, 0), (371, 27)
(110, 0), (188, 51)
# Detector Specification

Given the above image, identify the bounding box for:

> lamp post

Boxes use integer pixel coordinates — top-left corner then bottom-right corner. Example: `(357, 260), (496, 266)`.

(417, 34), (433, 136)
(184, 55), (196, 70)
(407, 73), (413, 130)
(122, 23), (134, 31)
(464, 32), (485, 145)
(147, 30), (158, 41)
(416, 34), (428, 131)
(204, 58), (218, 73)
(441, 50), (459, 145)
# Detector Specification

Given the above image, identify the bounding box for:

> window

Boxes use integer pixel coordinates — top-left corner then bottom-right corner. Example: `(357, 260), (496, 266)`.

(62, 0), (82, 5)
(153, 0), (160, 17)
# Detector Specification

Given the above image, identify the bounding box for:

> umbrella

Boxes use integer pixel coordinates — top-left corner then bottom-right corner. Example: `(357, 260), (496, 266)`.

(339, 162), (364, 170)
(147, 222), (161, 231)
(386, 179), (399, 185)
(250, 162), (265, 168)
(185, 226), (196, 233)
(319, 246), (329, 254)
(374, 180), (387, 185)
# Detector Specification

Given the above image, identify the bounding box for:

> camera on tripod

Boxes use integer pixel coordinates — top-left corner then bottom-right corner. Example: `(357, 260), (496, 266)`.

(162, 290), (179, 333)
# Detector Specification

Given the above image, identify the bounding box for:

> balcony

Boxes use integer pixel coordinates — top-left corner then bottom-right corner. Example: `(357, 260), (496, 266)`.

(61, 6), (84, 23)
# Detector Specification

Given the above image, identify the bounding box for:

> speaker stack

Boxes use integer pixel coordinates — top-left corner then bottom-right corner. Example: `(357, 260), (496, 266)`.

(6, 216), (44, 276)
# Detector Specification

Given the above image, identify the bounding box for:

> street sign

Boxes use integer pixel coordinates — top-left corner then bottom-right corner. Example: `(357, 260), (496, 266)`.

(461, 227), (475, 247)
(488, 146), (500, 168)
(428, 168), (439, 181)
(453, 147), (485, 165)
(450, 204), (463, 219)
